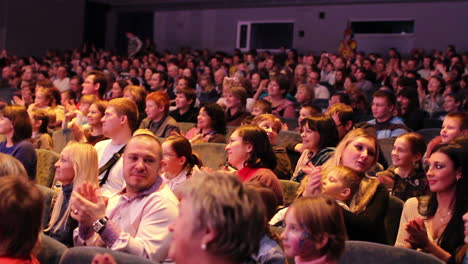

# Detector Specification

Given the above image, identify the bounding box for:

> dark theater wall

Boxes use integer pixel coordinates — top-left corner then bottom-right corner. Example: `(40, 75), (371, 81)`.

(1, 0), (85, 56)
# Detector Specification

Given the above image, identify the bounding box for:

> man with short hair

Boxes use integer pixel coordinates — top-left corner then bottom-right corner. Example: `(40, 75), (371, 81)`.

(82, 70), (108, 98)
(94, 98), (138, 196)
(53, 66), (70, 92)
(139, 91), (179, 138)
(326, 103), (354, 140)
(367, 90), (409, 139)
(307, 71), (330, 99)
(72, 134), (178, 262)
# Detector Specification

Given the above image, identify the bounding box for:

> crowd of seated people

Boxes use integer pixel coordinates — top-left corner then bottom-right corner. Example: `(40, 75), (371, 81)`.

(0, 43), (467, 264)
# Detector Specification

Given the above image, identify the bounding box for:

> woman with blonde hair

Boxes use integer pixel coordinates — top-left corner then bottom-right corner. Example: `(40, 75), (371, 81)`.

(303, 128), (389, 244)
(44, 142), (99, 247)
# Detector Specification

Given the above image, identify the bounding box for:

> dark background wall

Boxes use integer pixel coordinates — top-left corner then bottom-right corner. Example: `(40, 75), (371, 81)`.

(0, 0), (85, 56)
(1, 0), (468, 56)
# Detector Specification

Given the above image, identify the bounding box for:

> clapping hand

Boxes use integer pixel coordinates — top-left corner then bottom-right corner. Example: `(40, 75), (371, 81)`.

(405, 218), (430, 250)
(70, 182), (107, 228)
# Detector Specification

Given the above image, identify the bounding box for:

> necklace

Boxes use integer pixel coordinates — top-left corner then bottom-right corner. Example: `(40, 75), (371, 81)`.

(437, 209), (452, 223)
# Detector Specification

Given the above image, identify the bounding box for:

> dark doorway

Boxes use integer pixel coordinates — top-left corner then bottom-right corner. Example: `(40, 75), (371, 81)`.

(116, 12), (154, 55)
(84, 1), (110, 49)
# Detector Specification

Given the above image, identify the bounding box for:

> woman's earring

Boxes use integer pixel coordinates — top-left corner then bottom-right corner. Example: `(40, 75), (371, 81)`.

(201, 243), (207, 250)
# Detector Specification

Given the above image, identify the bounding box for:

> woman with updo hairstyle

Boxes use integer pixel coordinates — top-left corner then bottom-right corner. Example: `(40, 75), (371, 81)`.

(168, 170), (266, 264)
(161, 135), (203, 191)
(225, 125), (284, 206)
(377, 132), (428, 201)
(0, 105), (37, 180)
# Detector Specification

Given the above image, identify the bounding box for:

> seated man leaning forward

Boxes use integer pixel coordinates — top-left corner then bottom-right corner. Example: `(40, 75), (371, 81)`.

(71, 134), (179, 262)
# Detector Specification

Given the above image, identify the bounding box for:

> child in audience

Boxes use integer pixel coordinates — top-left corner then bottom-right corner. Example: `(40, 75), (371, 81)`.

(297, 105), (322, 131)
(320, 166), (360, 210)
(281, 195), (347, 264)
(377, 133), (428, 201)
(251, 99), (272, 116)
(29, 108), (53, 150)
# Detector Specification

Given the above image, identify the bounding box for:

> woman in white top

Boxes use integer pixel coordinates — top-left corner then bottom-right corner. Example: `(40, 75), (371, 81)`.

(161, 135), (202, 191)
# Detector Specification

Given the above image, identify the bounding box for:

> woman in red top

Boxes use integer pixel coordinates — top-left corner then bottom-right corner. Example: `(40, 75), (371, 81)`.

(225, 125), (284, 206)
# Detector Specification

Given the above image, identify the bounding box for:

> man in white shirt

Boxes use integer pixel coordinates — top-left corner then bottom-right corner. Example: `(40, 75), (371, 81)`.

(307, 70), (330, 99)
(71, 134), (178, 262)
(53, 66), (70, 92)
(94, 97), (138, 196)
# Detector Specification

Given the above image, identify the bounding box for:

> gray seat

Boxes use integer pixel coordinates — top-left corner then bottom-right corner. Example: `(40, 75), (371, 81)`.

(37, 184), (58, 228)
(276, 130), (301, 149)
(417, 128), (441, 143)
(279, 180), (299, 206)
(38, 234), (67, 264)
(378, 137), (396, 168)
(191, 142), (227, 170)
(384, 195), (404, 245)
(338, 241), (444, 264)
(59, 247), (158, 264)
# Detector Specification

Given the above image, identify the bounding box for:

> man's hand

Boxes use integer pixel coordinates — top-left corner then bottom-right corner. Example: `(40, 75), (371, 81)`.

(70, 182), (107, 228)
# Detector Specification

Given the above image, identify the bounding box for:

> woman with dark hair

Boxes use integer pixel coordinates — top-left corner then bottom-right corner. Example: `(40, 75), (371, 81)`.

(423, 76), (445, 117)
(185, 103), (226, 143)
(332, 69), (348, 92)
(29, 108), (53, 150)
(110, 80), (127, 99)
(161, 135), (203, 191)
(225, 125), (284, 206)
(397, 87), (427, 131)
(395, 143), (468, 263)
(0, 105), (37, 180)
(264, 74), (295, 118)
(291, 114), (339, 183)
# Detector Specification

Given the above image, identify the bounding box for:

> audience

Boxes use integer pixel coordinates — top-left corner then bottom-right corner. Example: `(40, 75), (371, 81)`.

(0, 39), (467, 263)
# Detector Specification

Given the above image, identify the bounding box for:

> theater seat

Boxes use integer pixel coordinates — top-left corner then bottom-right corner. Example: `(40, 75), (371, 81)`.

(338, 241), (444, 264)
(38, 234), (67, 264)
(59, 247), (158, 264)
(384, 195), (404, 245)
(279, 180), (299, 206)
(52, 129), (73, 154)
(36, 149), (60, 188)
(37, 185), (57, 228)
(177, 122), (195, 134)
(417, 128), (441, 143)
(378, 137), (396, 168)
(191, 142), (227, 170)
